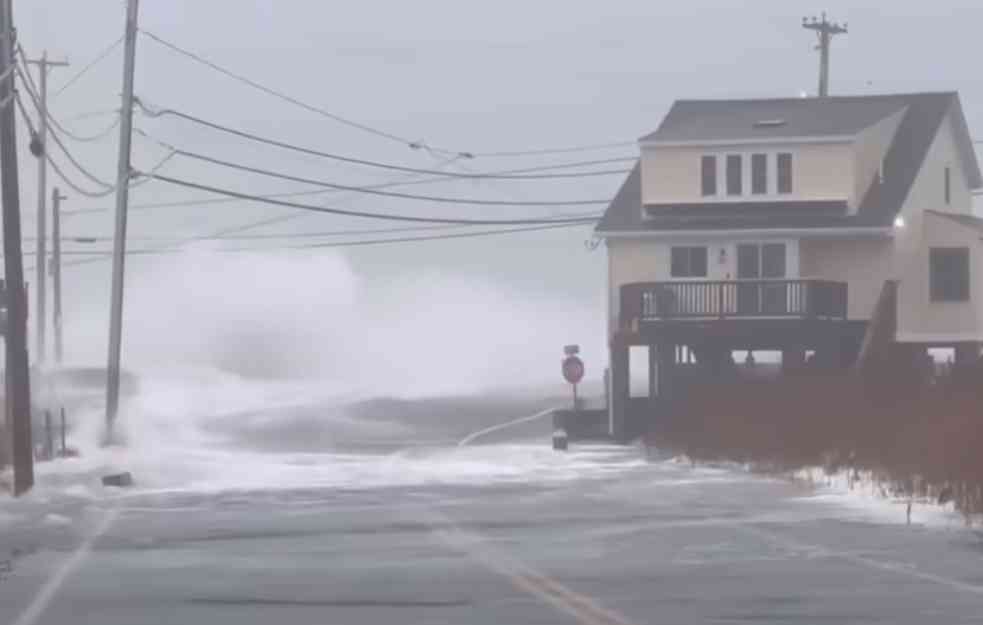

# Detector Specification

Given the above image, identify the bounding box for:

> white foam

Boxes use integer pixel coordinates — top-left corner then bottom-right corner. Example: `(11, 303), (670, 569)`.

(42, 513), (72, 527)
(791, 466), (970, 529)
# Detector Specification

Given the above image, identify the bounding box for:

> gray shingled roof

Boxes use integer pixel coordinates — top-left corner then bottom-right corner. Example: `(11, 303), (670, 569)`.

(598, 92), (982, 234)
(642, 95), (910, 143)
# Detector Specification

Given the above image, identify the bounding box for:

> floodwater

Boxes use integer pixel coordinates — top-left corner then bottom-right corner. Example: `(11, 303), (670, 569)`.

(2, 370), (983, 625)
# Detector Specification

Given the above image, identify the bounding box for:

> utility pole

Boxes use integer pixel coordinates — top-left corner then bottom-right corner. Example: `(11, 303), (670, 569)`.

(105, 0), (139, 439)
(52, 187), (65, 365)
(25, 52), (68, 368)
(802, 12), (847, 97)
(0, 0), (35, 495)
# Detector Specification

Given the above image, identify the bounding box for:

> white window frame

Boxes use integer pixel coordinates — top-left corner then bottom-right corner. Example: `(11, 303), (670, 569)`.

(701, 151), (794, 201)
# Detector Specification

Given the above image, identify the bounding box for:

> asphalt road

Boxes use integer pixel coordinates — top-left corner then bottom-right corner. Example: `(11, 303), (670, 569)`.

(3, 398), (983, 625)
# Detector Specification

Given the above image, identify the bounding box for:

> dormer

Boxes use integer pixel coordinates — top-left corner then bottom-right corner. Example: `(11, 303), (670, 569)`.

(637, 97), (913, 218)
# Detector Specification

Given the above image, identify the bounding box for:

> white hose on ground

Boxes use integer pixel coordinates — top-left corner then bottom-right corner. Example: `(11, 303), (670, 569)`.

(457, 407), (558, 447)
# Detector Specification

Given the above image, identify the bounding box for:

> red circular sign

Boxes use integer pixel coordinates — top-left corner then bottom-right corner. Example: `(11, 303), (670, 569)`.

(562, 356), (584, 384)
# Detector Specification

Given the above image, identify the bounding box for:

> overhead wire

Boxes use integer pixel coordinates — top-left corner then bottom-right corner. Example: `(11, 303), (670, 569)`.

(64, 108), (119, 122)
(166, 148), (611, 207)
(15, 64), (115, 189)
(473, 141), (638, 158)
(17, 44), (120, 144)
(13, 86), (171, 198)
(47, 154), (470, 270)
(48, 154), (603, 272)
(23, 224), (478, 242)
(145, 172), (602, 225)
(138, 29), (637, 160)
(51, 115), (120, 143)
(52, 35), (124, 99)
(284, 221), (595, 248)
(148, 174), (600, 226)
(139, 29), (464, 157)
(45, 208), (604, 242)
(29, 221), (594, 256)
(13, 90), (115, 197)
(134, 99), (634, 180)
(58, 154), (635, 216)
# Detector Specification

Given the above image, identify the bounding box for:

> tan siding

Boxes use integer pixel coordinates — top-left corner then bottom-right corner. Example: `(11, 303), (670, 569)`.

(799, 237), (893, 320)
(851, 109), (905, 213)
(607, 239), (666, 334)
(894, 109), (981, 342)
(641, 142), (854, 205)
(896, 213), (983, 342)
(897, 109), (973, 225)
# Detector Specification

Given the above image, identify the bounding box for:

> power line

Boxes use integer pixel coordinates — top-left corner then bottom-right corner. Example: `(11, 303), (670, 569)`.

(17, 46), (93, 140)
(17, 44), (120, 143)
(15, 64), (114, 189)
(27, 209), (604, 242)
(51, 116), (119, 143)
(146, 172), (602, 225)
(60, 156), (481, 216)
(14, 87), (171, 199)
(167, 149), (611, 206)
(52, 153), (633, 222)
(64, 108), (119, 122)
(18, 221), (594, 258)
(474, 141), (637, 158)
(23, 224), (487, 242)
(135, 99), (634, 180)
(139, 29), (460, 156)
(134, 155), (471, 245)
(138, 29), (638, 160)
(34, 156), (560, 271)
(285, 221), (596, 249)
(45, 152), (608, 272)
(52, 36), (124, 99)
(13, 90), (115, 197)
(27, 217), (596, 273)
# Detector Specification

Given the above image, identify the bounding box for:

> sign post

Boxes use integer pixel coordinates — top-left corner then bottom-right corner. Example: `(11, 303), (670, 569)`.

(561, 344), (585, 410)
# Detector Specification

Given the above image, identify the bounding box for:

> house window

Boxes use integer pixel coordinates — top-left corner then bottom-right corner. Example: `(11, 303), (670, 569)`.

(777, 152), (793, 194)
(929, 247), (969, 302)
(701, 155), (717, 196)
(945, 166), (951, 205)
(726, 155), (742, 196)
(670, 246), (708, 278)
(751, 153), (767, 195)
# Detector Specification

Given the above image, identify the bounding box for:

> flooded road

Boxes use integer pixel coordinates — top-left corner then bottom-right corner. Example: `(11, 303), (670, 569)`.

(3, 390), (983, 624)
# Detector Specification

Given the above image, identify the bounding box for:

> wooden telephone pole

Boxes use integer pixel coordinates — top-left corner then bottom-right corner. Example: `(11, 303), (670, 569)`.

(24, 52), (68, 367)
(105, 0), (139, 438)
(0, 0), (35, 495)
(52, 188), (66, 364)
(802, 12), (847, 98)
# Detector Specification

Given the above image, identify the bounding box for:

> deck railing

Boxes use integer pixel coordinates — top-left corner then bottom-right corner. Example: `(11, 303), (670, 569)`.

(620, 279), (847, 326)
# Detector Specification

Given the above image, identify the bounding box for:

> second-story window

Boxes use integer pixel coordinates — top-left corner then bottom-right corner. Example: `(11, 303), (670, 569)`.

(945, 166), (951, 205)
(777, 152), (793, 194)
(751, 153), (767, 195)
(726, 155), (742, 196)
(701, 155), (716, 196)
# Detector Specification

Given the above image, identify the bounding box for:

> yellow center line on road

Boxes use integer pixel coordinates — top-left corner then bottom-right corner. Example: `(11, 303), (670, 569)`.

(423, 509), (636, 625)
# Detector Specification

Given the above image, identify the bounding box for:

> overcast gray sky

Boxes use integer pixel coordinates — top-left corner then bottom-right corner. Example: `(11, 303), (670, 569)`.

(9, 1), (983, 384)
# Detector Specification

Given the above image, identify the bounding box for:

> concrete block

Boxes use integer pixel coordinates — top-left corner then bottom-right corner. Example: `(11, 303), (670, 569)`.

(102, 472), (133, 488)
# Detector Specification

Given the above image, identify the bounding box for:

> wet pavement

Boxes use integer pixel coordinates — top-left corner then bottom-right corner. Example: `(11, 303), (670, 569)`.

(3, 402), (983, 624)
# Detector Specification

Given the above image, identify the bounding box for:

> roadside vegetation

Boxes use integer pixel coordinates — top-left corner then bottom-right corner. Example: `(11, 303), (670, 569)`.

(648, 360), (983, 520)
